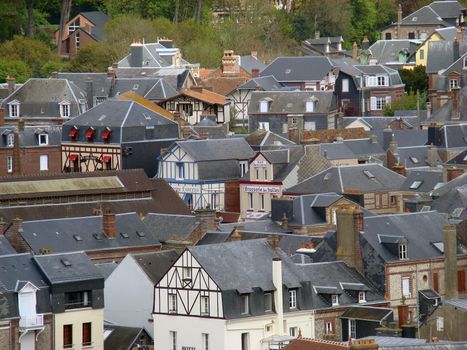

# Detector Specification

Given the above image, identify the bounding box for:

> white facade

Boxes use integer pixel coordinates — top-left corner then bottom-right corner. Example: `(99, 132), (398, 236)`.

(228, 89), (252, 127)
(104, 255), (155, 337)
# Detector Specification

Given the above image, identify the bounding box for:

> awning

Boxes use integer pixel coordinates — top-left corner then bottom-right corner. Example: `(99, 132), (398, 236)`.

(68, 128), (78, 137)
(68, 154), (78, 161)
(102, 156), (111, 163)
(85, 129), (94, 138)
(102, 129), (111, 140)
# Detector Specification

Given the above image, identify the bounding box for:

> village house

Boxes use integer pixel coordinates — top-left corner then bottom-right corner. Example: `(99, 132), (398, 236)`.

(157, 138), (255, 211)
(301, 33), (348, 58)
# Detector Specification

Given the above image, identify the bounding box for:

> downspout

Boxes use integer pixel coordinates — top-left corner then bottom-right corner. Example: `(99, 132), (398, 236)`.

(272, 257), (284, 336)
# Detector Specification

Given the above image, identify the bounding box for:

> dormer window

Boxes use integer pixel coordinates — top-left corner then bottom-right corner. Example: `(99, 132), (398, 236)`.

(6, 133), (14, 147)
(450, 79), (458, 90)
(306, 101), (315, 112)
(399, 243), (408, 260)
(68, 126), (78, 139)
(38, 133), (48, 146)
(241, 294), (249, 314)
(358, 291), (366, 303)
(102, 128), (111, 142)
(337, 42), (342, 51)
(85, 127), (94, 140)
(8, 100), (20, 118)
(259, 98), (272, 113)
(331, 294), (339, 306)
(59, 100), (71, 118)
(377, 76), (386, 86)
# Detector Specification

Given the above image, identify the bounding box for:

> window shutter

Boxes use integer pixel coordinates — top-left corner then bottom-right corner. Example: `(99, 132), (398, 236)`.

(370, 97), (377, 110)
(433, 272), (439, 292)
(458, 270), (466, 292)
(385, 96), (392, 105)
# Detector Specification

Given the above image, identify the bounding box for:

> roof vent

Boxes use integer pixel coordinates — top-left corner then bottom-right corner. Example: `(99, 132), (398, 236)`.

(136, 231), (146, 237)
(363, 170), (375, 179)
(73, 234), (83, 242)
(61, 258), (72, 267)
(120, 232), (129, 239)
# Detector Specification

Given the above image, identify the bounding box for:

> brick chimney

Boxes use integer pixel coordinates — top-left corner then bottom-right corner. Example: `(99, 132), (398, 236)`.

(282, 212), (289, 230)
(392, 163), (406, 176)
(5, 217), (31, 253)
(18, 118), (25, 132)
(103, 210), (116, 239)
(443, 224), (458, 300)
(0, 217), (8, 235)
(221, 50), (240, 75)
(336, 206), (364, 274)
(251, 68), (260, 78)
(426, 145), (438, 167)
(130, 39), (144, 67)
(195, 207), (218, 235)
(446, 166), (464, 182)
(451, 86), (460, 119)
(6, 75), (15, 95)
(352, 42), (358, 60)
(370, 134), (377, 144)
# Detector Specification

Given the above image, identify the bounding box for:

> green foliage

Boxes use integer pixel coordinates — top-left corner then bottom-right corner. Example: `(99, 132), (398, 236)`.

(383, 90), (427, 116)
(399, 65), (428, 93)
(0, 60), (32, 83)
(69, 42), (118, 72)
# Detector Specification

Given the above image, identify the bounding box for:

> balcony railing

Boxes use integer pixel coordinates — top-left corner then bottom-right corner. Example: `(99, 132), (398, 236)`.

(19, 314), (44, 329)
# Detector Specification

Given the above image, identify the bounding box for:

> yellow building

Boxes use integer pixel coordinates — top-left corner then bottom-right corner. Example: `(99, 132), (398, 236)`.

(415, 27), (458, 66)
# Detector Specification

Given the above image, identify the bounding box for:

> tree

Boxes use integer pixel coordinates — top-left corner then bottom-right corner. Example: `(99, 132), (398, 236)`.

(0, 60), (32, 83)
(57, 0), (72, 54)
(26, 0), (34, 38)
(383, 90), (427, 116)
(399, 65), (428, 93)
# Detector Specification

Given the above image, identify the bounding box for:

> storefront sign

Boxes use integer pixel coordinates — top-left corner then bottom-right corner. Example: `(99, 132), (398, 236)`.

(244, 185), (281, 194)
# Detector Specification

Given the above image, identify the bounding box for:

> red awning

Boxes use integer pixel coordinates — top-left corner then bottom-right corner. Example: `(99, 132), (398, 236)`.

(85, 129), (94, 139)
(102, 129), (111, 140)
(102, 155), (111, 163)
(68, 128), (78, 138)
(68, 154), (78, 161)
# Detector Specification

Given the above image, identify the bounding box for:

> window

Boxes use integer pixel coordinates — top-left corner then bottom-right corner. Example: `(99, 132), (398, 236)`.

(419, 49), (424, 60)
(201, 296), (209, 315)
(82, 322), (91, 346)
(63, 324), (73, 349)
(240, 162), (247, 176)
(264, 168), (268, 180)
(248, 193), (253, 210)
(304, 121), (316, 131)
(342, 79), (349, 92)
(40, 155), (48, 171)
(6, 155), (13, 173)
(259, 193), (265, 211)
(211, 193), (218, 209)
(241, 333), (249, 350)
(289, 327), (298, 337)
(177, 162), (184, 179)
(202, 333), (209, 350)
(282, 123), (288, 134)
(399, 244), (408, 259)
(402, 277), (411, 297)
(6, 134), (14, 147)
(168, 293), (177, 313)
(38, 134), (48, 146)
(370, 96), (389, 110)
(436, 317), (444, 332)
(450, 79), (458, 90)
(306, 101), (315, 112)
(331, 294), (339, 306)
(289, 289), (297, 309)
(377, 76), (386, 86)
(256, 168), (260, 180)
(75, 31), (80, 48)
(64, 291), (90, 309)
(409, 180), (423, 189)
(8, 101), (19, 117)
(183, 267), (192, 280)
(349, 319), (356, 339)
(170, 331), (177, 350)
(385, 32), (392, 40)
(325, 321), (333, 334)
(260, 101), (269, 112)
(68, 19), (79, 33)
(264, 293), (272, 312)
(358, 291), (366, 303)
(408, 32), (415, 39)
(60, 102), (71, 118)
(258, 122), (269, 131)
(241, 294), (249, 314)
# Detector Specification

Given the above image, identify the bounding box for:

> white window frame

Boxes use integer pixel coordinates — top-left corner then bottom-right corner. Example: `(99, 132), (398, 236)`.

(168, 293), (177, 313)
(450, 79), (458, 90)
(170, 331), (177, 350)
(371, 96), (388, 111)
(241, 294), (249, 314)
(289, 289), (297, 309)
(59, 101), (71, 118)
(6, 133), (14, 148)
(349, 319), (356, 339)
(289, 327), (298, 337)
(358, 291), (366, 303)
(38, 134), (48, 146)
(202, 333), (209, 350)
(402, 276), (411, 297)
(201, 296), (209, 316)
(399, 244), (408, 260)
(259, 101), (269, 113)
(248, 193), (254, 210)
(325, 321), (333, 334)
(342, 78), (349, 92)
(240, 162), (247, 177)
(7, 155), (13, 173)
(377, 76), (387, 86)
(8, 101), (20, 118)
(305, 101), (315, 112)
(258, 122), (269, 131)
(40, 154), (48, 171)
(331, 294), (339, 306)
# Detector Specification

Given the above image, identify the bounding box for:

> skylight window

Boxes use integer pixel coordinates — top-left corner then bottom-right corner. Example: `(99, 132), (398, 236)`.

(363, 170), (375, 179)
(324, 172), (332, 180)
(285, 68), (291, 74)
(61, 258), (72, 267)
(98, 114), (107, 121)
(136, 231), (146, 237)
(73, 234), (83, 242)
(120, 232), (129, 239)
(452, 207), (463, 218)
(409, 156), (419, 164)
(409, 180), (423, 189)
(420, 205), (431, 212)
(412, 17), (418, 21)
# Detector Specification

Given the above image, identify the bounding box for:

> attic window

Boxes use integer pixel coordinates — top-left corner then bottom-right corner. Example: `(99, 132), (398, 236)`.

(136, 231), (146, 237)
(363, 170), (375, 179)
(59, 100), (71, 118)
(260, 100), (269, 113)
(61, 258), (72, 267)
(452, 207), (463, 218)
(93, 233), (103, 241)
(38, 134), (48, 146)
(324, 172), (332, 181)
(399, 243), (408, 260)
(331, 294), (339, 306)
(8, 100), (20, 118)
(358, 291), (366, 303)
(421, 205), (431, 212)
(73, 234), (83, 242)
(143, 113), (151, 120)
(306, 101), (315, 113)
(120, 232), (129, 239)
(6, 133), (14, 148)
(98, 114), (107, 121)
(409, 180), (423, 189)
(409, 157), (419, 164)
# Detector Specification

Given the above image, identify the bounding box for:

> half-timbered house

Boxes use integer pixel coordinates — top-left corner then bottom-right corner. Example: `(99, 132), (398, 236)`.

(159, 86), (229, 125)
(61, 99), (179, 177)
(157, 138), (255, 211)
(153, 239), (386, 350)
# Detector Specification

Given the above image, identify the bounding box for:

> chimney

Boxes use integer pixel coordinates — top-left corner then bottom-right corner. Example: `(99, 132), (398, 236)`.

(251, 68), (260, 78)
(272, 257), (284, 336)
(389, 136), (398, 155)
(397, 4), (402, 39)
(362, 36), (370, 50)
(315, 31), (320, 39)
(85, 77), (93, 109)
(191, 86), (204, 93)
(453, 37), (460, 63)
(222, 50), (240, 75)
(383, 128), (393, 150)
(251, 50), (258, 59)
(427, 123), (442, 146)
(0, 217), (8, 235)
(451, 86), (460, 119)
(195, 207), (218, 235)
(443, 224), (458, 300)
(129, 39), (144, 67)
(426, 145), (438, 167)
(446, 166), (464, 182)
(370, 134), (377, 144)
(107, 67), (115, 78)
(282, 212), (289, 230)
(336, 206), (364, 274)
(392, 163), (406, 176)
(103, 210), (116, 239)
(18, 118), (25, 132)
(352, 42), (358, 60)
(6, 75), (15, 95)
(5, 217), (31, 253)
(0, 108), (4, 126)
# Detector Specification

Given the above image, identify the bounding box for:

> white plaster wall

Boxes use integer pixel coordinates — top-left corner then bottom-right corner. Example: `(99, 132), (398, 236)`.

(104, 255), (155, 336)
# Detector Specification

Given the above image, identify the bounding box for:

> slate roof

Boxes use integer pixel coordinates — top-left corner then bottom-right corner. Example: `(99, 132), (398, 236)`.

(20, 212), (161, 255)
(442, 123), (467, 149)
(33, 252), (103, 285)
(236, 75), (284, 91)
(115, 67), (192, 91)
(355, 65), (403, 86)
(435, 26), (459, 40)
(373, 129), (428, 149)
(428, 1), (465, 20)
(142, 213), (197, 242)
(368, 40), (421, 64)
(80, 11), (109, 40)
(342, 116), (420, 130)
(174, 138), (255, 162)
(95, 261), (118, 280)
(0, 79), (87, 119)
(118, 42), (171, 68)
(260, 56), (336, 82)
(394, 145), (443, 168)
(131, 250), (179, 284)
(104, 326), (150, 350)
(400, 5), (450, 26)
(0, 125), (61, 148)
(319, 138), (385, 161)
(430, 173), (467, 219)
(109, 78), (178, 101)
(245, 130), (296, 150)
(286, 164), (406, 194)
(445, 149), (467, 166)
(248, 91), (337, 115)
(426, 38), (467, 73)
(444, 298), (467, 311)
(56, 72), (112, 98)
(401, 170), (444, 192)
(240, 54), (266, 74)
(0, 237), (15, 256)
